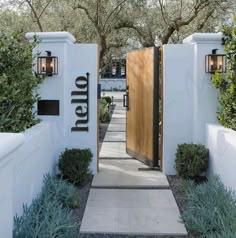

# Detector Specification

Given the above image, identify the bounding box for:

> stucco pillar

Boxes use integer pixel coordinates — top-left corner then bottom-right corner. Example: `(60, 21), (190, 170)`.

(183, 33), (222, 144)
(26, 32), (99, 174)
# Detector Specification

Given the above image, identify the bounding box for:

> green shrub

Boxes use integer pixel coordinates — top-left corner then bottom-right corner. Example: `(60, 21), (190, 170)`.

(58, 148), (93, 185)
(102, 96), (112, 104)
(211, 18), (236, 130)
(99, 98), (111, 123)
(13, 174), (77, 238)
(100, 98), (108, 106)
(99, 103), (111, 123)
(182, 176), (236, 237)
(0, 31), (43, 132)
(175, 143), (209, 178)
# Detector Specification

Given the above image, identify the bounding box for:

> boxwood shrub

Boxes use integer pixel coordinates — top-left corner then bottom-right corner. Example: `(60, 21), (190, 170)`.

(58, 148), (93, 185)
(175, 143), (209, 179)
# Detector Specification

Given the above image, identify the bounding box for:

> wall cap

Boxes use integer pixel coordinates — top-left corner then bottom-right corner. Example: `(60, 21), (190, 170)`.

(206, 123), (236, 136)
(0, 133), (25, 162)
(25, 32), (76, 44)
(183, 33), (223, 44)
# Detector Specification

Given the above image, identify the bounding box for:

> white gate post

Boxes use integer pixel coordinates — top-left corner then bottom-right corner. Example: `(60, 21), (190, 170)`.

(26, 32), (99, 174)
(162, 33), (223, 175)
(183, 33), (223, 144)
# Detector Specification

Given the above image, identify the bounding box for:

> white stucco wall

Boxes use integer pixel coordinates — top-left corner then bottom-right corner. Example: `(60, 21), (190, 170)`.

(183, 33), (221, 144)
(206, 124), (236, 191)
(163, 33), (223, 175)
(162, 44), (194, 174)
(100, 78), (126, 91)
(0, 122), (56, 238)
(65, 44), (98, 173)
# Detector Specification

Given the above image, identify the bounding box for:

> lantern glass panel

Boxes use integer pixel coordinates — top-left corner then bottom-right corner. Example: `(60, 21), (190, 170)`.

(41, 58), (46, 74)
(205, 54), (226, 73)
(37, 56), (58, 76)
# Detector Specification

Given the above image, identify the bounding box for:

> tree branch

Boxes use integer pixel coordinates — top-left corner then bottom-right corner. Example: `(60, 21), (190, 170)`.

(25, 0), (43, 31)
(105, 7), (123, 34)
(196, 9), (215, 31)
(161, 0), (212, 44)
(103, 0), (128, 30)
(158, 0), (168, 26)
(73, 3), (99, 33)
(38, 0), (52, 19)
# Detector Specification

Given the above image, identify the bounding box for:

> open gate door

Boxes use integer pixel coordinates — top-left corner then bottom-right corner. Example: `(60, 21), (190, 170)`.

(125, 47), (160, 168)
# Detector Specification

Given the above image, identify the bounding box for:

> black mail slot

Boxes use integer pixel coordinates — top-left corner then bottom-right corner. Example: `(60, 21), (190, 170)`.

(38, 100), (60, 116)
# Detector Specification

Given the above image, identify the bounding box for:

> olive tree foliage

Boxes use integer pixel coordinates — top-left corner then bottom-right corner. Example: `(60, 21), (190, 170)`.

(121, 0), (236, 46)
(0, 0), (235, 67)
(72, 0), (235, 64)
(73, 0), (134, 68)
(0, 0), (52, 31)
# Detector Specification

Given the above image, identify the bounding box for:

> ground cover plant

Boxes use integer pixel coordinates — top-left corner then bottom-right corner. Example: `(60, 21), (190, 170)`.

(58, 148), (93, 185)
(13, 174), (79, 238)
(175, 143), (209, 179)
(182, 176), (236, 237)
(0, 31), (43, 132)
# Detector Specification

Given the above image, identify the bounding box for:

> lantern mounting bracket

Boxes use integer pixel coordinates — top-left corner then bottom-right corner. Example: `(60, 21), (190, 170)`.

(212, 49), (218, 54)
(45, 51), (52, 56)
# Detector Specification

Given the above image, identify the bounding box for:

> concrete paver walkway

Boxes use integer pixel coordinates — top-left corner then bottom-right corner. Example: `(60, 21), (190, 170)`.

(93, 159), (169, 188)
(103, 132), (126, 142)
(81, 189), (187, 235)
(100, 93), (129, 159)
(80, 92), (187, 236)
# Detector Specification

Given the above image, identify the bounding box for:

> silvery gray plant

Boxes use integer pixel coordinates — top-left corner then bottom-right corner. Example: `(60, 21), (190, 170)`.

(13, 174), (79, 238)
(182, 176), (236, 237)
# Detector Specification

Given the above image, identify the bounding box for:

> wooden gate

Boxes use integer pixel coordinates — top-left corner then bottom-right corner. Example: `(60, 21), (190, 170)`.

(124, 47), (162, 168)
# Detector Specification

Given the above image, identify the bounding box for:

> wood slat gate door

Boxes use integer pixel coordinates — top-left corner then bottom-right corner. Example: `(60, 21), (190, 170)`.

(125, 47), (160, 168)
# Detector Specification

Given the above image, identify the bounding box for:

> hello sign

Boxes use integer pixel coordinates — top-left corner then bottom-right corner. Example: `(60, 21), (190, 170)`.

(71, 73), (89, 132)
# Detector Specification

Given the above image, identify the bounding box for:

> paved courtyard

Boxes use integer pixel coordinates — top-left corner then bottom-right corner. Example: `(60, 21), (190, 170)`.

(80, 92), (187, 236)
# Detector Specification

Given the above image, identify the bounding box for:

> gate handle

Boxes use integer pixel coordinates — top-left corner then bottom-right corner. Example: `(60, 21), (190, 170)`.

(123, 93), (129, 110)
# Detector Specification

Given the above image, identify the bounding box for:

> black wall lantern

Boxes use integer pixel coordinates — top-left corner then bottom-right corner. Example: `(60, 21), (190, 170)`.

(205, 49), (226, 74)
(37, 51), (58, 76)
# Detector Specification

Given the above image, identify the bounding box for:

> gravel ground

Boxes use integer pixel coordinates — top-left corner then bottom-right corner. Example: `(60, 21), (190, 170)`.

(166, 176), (187, 214)
(73, 176), (93, 233)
